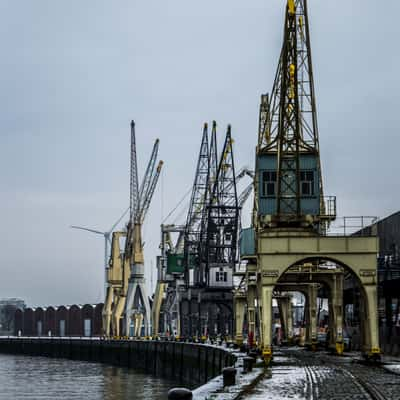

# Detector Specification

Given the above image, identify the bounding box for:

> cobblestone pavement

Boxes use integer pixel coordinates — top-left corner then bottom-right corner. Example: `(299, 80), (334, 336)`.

(241, 348), (400, 400)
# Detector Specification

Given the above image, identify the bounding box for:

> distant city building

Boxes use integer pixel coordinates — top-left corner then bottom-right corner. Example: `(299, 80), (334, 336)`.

(0, 298), (26, 334)
(0, 298), (25, 309)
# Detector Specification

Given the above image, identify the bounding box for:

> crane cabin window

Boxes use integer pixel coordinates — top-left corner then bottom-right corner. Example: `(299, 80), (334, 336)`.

(216, 269), (228, 282)
(261, 171), (277, 197)
(300, 171), (315, 196)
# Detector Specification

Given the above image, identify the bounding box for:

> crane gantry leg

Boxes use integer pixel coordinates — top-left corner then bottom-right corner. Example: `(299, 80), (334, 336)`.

(102, 286), (113, 337)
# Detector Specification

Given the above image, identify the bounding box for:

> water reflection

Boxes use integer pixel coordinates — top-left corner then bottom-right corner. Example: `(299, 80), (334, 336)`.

(0, 354), (180, 400)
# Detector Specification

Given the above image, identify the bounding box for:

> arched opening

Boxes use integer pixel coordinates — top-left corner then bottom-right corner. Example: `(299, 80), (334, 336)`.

(68, 305), (82, 336)
(34, 307), (44, 336)
(23, 308), (34, 336)
(94, 303), (103, 336)
(44, 306), (56, 336)
(56, 306), (68, 337)
(14, 309), (23, 336)
(270, 256), (374, 354)
(81, 304), (94, 337)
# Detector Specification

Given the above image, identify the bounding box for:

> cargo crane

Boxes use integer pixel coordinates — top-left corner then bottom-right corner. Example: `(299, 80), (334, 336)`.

(245, 0), (337, 361)
(180, 124), (241, 338)
(198, 126), (239, 288)
(183, 123), (213, 288)
(256, 0), (333, 230)
(239, 0), (380, 364)
(153, 122), (217, 337)
(152, 123), (253, 338)
(103, 121), (162, 338)
(123, 120), (163, 337)
(154, 177), (253, 338)
(102, 122), (162, 337)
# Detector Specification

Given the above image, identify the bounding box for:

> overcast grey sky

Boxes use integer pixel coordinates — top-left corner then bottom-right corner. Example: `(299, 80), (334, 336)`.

(1, 0), (399, 307)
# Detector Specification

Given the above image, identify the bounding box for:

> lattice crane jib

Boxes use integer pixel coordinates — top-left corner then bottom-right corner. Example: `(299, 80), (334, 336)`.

(138, 139), (160, 216)
(126, 121), (162, 264)
(184, 123), (210, 283)
(129, 120), (140, 226)
(124, 120), (163, 337)
(256, 0), (334, 229)
(209, 120), (218, 199)
(202, 126), (239, 287)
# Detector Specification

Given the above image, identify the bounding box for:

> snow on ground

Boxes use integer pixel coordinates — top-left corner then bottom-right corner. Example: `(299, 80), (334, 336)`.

(241, 353), (308, 400)
(382, 363), (400, 375)
(193, 350), (264, 400)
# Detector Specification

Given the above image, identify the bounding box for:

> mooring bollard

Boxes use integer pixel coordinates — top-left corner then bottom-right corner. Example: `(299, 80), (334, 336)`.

(167, 388), (193, 400)
(243, 356), (254, 373)
(223, 367), (237, 386)
(249, 351), (258, 362)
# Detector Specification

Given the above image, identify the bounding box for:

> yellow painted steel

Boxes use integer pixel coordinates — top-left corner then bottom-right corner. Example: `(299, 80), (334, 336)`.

(246, 273), (257, 347)
(369, 347), (381, 360)
(288, 0), (295, 16)
(289, 64), (296, 99)
(305, 284), (318, 347)
(112, 254), (130, 337)
(102, 286), (113, 336)
(311, 341), (318, 352)
(371, 347), (381, 354)
(255, 230), (380, 358)
(103, 231), (130, 337)
(151, 282), (166, 336)
(299, 16), (304, 38)
(234, 292), (246, 346)
(336, 341), (344, 356)
(277, 294), (294, 344)
(262, 346), (273, 366)
(132, 223), (144, 264)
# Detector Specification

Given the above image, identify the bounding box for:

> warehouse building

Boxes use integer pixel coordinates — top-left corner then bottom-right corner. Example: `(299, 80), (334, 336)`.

(14, 303), (104, 337)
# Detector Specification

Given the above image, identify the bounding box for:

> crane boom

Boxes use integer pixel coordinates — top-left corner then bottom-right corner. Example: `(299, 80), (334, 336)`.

(138, 139), (160, 218)
(140, 160), (164, 224)
(238, 182), (253, 208)
(209, 121), (218, 195)
(175, 167), (253, 254)
(199, 125), (239, 287)
(130, 121), (140, 222)
(184, 123), (209, 282)
(124, 121), (163, 338)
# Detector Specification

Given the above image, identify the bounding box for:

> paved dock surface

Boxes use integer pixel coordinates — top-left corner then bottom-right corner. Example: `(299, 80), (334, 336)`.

(241, 348), (400, 400)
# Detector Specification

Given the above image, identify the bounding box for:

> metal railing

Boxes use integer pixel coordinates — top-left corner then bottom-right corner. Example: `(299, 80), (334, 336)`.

(320, 196), (337, 220)
(326, 216), (378, 237)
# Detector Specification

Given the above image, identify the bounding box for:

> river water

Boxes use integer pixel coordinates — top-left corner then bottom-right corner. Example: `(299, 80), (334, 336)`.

(0, 353), (181, 399)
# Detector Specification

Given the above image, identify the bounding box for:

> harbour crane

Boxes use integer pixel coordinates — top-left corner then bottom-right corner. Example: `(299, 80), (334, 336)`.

(179, 123), (240, 337)
(239, 0), (353, 365)
(102, 121), (163, 338)
(198, 125), (239, 288)
(152, 122), (216, 337)
(256, 0), (331, 230)
(152, 122), (253, 337)
(123, 120), (163, 337)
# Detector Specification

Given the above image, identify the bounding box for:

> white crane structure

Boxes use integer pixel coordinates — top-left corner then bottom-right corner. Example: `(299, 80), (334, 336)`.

(124, 120), (163, 337)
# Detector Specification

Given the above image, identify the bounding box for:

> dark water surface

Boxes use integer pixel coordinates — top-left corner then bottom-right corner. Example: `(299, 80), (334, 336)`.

(0, 353), (180, 399)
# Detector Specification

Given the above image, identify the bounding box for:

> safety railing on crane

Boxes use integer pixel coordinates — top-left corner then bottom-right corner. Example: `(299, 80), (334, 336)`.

(326, 216), (379, 237)
(319, 196), (337, 221)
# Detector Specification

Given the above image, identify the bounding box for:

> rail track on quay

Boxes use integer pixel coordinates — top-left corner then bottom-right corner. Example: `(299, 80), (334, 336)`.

(240, 348), (400, 400)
